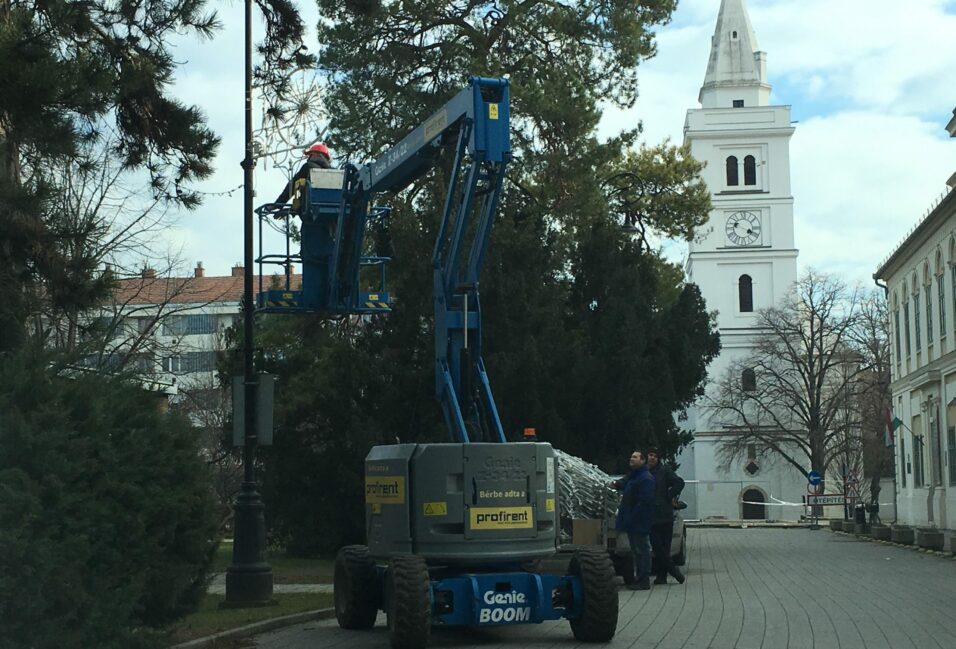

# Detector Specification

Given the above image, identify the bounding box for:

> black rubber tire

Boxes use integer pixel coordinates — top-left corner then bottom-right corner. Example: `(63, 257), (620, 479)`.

(568, 547), (619, 642)
(673, 529), (687, 567)
(386, 554), (431, 649)
(334, 545), (379, 630)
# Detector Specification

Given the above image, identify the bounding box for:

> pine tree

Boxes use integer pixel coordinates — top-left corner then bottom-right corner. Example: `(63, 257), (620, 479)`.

(0, 0), (311, 351)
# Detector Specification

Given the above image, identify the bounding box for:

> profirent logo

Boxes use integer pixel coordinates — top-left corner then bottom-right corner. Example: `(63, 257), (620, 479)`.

(469, 506), (533, 529)
(365, 476), (405, 504)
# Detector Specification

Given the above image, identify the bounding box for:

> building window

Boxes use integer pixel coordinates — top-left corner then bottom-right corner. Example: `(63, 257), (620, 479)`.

(732, 30), (738, 38)
(733, 99), (744, 108)
(938, 275), (946, 337)
(744, 155), (757, 186)
(163, 314), (217, 337)
(914, 434), (925, 488)
(739, 275), (753, 312)
(914, 294), (921, 351)
(162, 351), (217, 374)
(948, 426), (956, 487)
(951, 265), (956, 334)
(933, 407), (943, 486)
(925, 285), (933, 342)
(900, 434), (907, 488)
(726, 156), (739, 186)
(741, 368), (756, 392)
(893, 309), (902, 362)
(904, 302), (912, 357)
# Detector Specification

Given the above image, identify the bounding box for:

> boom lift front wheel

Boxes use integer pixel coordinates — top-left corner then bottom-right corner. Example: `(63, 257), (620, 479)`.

(568, 547), (619, 642)
(386, 554), (431, 649)
(333, 545), (379, 629)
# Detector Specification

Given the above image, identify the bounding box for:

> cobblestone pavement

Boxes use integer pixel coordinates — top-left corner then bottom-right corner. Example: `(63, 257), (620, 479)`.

(251, 529), (956, 649)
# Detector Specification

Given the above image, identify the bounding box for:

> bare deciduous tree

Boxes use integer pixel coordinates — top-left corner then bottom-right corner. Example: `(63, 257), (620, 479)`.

(706, 271), (882, 496)
(852, 291), (894, 510)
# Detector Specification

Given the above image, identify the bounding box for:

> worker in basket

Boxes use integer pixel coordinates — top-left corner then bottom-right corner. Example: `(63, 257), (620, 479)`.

(274, 142), (333, 206)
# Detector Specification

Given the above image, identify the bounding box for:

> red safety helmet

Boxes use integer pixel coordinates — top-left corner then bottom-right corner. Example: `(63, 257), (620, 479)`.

(303, 142), (331, 160)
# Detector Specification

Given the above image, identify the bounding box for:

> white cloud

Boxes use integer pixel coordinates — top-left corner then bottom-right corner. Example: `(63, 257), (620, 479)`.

(161, 0), (956, 289)
(791, 111), (953, 281)
(597, 0), (956, 287)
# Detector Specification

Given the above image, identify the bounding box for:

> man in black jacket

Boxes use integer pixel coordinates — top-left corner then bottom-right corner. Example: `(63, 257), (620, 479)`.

(647, 448), (685, 585)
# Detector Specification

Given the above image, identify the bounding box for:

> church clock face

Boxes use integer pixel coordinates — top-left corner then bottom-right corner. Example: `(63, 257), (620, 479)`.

(725, 211), (761, 246)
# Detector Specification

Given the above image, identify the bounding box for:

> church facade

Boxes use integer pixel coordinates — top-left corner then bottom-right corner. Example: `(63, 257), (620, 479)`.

(678, 0), (807, 522)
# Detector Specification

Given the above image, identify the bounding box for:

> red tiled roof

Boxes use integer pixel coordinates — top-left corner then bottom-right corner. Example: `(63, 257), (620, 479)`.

(112, 273), (303, 306)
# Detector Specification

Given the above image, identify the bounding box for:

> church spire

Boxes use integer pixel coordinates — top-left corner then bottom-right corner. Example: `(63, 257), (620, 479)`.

(699, 0), (771, 108)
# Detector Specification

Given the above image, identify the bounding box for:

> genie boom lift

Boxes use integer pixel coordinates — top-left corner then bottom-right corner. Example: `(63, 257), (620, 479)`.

(255, 77), (618, 649)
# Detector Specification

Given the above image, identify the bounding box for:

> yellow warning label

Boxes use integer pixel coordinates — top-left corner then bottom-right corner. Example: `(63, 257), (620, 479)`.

(371, 503), (382, 514)
(365, 476), (405, 504)
(469, 506), (533, 530)
(489, 103), (499, 120)
(368, 294), (379, 300)
(282, 292), (294, 299)
(546, 498), (555, 513)
(423, 502), (448, 516)
(424, 109), (448, 141)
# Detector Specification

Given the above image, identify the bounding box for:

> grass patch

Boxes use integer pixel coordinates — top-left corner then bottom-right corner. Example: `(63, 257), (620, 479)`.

(212, 543), (334, 584)
(169, 592), (333, 644)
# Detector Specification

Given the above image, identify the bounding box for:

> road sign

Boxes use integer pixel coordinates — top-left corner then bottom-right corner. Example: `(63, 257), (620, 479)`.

(807, 494), (847, 506)
(807, 470), (822, 486)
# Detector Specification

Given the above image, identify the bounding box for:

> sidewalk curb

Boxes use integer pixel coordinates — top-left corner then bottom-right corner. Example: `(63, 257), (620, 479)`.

(170, 608), (335, 648)
(686, 522), (810, 529)
(828, 529), (956, 559)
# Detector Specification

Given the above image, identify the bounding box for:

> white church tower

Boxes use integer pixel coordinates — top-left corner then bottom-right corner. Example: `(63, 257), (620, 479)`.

(681, 0), (803, 521)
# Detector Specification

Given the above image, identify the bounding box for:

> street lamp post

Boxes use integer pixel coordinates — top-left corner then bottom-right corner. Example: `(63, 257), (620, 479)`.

(225, 0), (273, 605)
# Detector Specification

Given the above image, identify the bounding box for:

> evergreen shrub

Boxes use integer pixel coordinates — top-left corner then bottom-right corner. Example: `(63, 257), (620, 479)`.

(0, 351), (219, 649)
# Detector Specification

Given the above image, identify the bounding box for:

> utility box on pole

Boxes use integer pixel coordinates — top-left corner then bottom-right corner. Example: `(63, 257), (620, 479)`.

(232, 374), (275, 446)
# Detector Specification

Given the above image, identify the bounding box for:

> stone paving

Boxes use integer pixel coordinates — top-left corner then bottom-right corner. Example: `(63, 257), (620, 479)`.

(250, 528), (956, 649)
(206, 573), (332, 595)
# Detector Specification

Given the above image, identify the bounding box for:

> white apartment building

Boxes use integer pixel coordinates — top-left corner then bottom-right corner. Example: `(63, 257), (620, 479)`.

(874, 108), (956, 532)
(92, 263), (299, 398)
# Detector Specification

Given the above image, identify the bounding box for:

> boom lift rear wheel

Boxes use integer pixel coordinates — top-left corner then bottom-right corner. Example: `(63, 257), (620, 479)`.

(333, 545), (379, 629)
(386, 554), (431, 649)
(568, 547), (619, 642)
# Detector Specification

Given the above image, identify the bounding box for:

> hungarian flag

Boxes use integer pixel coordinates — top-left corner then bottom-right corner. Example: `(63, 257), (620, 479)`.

(886, 408), (902, 447)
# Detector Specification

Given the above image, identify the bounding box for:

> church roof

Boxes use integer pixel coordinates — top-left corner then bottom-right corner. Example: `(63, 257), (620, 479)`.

(700, 0), (766, 97)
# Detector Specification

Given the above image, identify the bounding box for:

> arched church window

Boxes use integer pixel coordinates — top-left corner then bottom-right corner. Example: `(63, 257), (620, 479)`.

(726, 156), (739, 186)
(744, 155), (757, 185)
(741, 368), (756, 392)
(732, 31), (738, 38)
(739, 274), (753, 312)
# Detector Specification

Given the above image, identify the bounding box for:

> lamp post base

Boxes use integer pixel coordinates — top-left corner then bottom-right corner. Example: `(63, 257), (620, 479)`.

(225, 481), (273, 605)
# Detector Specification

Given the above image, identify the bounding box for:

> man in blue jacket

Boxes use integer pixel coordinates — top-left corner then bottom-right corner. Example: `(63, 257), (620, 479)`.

(612, 450), (656, 590)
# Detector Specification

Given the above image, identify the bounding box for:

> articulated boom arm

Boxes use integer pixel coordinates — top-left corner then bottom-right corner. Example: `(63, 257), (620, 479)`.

(348, 77), (512, 443)
(256, 77), (511, 444)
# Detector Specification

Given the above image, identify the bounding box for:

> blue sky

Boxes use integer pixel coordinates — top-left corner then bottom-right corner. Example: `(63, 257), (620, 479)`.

(164, 0), (956, 288)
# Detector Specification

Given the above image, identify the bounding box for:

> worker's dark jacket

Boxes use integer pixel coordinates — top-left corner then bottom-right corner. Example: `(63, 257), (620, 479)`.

(614, 466), (655, 535)
(649, 463), (684, 524)
(275, 156), (331, 204)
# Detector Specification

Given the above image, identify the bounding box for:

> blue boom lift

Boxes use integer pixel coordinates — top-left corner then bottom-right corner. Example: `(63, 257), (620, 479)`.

(255, 77), (617, 649)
